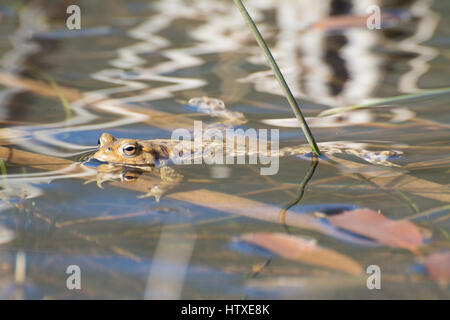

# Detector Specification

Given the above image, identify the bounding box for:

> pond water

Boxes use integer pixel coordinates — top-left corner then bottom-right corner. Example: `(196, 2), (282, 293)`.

(0, 0), (449, 299)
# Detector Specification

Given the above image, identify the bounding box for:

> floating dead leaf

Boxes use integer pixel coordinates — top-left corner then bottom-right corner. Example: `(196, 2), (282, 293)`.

(240, 232), (363, 275)
(423, 251), (450, 286)
(327, 208), (423, 250)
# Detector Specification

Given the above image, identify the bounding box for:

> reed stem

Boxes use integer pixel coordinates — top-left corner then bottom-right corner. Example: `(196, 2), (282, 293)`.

(233, 0), (321, 156)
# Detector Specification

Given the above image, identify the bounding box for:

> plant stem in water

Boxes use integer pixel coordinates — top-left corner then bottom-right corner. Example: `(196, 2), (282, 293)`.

(233, 0), (321, 156)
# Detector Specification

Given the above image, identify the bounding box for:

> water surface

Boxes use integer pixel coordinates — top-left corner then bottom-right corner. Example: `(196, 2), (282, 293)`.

(0, 0), (449, 299)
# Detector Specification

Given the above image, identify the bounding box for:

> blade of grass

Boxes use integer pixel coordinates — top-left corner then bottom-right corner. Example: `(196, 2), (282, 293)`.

(45, 76), (73, 123)
(317, 87), (450, 117)
(0, 158), (8, 186)
(25, 64), (73, 123)
(233, 0), (321, 156)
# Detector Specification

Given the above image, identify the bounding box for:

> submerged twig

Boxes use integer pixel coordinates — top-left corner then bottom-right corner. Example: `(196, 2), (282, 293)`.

(233, 0), (321, 156)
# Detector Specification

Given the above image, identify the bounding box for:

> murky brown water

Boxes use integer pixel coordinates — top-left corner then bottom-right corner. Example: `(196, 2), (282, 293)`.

(0, 0), (449, 299)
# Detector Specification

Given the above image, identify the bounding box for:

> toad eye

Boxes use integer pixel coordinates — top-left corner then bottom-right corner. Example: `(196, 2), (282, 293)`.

(120, 143), (138, 157)
(121, 173), (137, 181)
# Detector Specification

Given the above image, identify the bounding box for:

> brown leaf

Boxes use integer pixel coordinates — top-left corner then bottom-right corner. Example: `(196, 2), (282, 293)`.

(240, 232), (363, 275)
(423, 251), (450, 286)
(327, 208), (423, 250)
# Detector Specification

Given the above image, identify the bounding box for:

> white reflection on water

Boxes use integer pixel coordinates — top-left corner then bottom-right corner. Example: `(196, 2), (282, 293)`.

(397, 0), (440, 93)
(238, 0), (439, 106)
(0, 163), (97, 213)
(0, 224), (14, 245)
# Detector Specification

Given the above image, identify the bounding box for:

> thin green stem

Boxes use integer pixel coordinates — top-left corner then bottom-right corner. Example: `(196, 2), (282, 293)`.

(0, 158), (8, 188)
(233, 0), (321, 156)
(0, 158), (7, 177)
(25, 64), (72, 124)
(317, 87), (450, 117)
